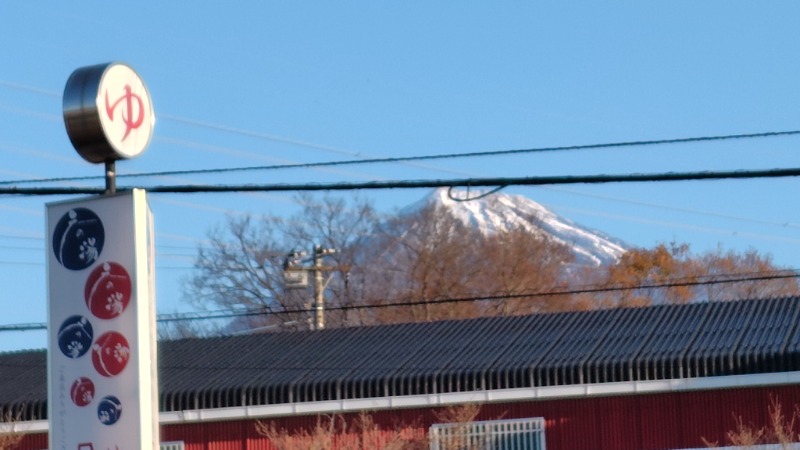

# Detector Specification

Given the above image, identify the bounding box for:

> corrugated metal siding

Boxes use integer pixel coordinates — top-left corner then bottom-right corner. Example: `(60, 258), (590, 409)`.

(15, 384), (800, 450)
(16, 432), (47, 450)
(639, 392), (681, 448)
(478, 384), (800, 450)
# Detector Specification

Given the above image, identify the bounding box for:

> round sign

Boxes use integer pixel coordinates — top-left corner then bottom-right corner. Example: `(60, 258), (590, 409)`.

(63, 62), (155, 163)
(70, 377), (95, 407)
(85, 262), (132, 319)
(92, 331), (130, 377)
(57, 315), (94, 359)
(97, 395), (122, 425)
(52, 208), (105, 271)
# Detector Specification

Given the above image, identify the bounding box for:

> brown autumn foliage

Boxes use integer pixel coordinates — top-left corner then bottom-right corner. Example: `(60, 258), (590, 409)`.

(360, 201), (578, 323)
(579, 242), (800, 308)
(180, 193), (800, 337)
(360, 200), (485, 322)
(583, 243), (698, 307)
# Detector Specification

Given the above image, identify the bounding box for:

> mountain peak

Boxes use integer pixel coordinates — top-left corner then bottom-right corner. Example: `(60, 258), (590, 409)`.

(408, 188), (627, 266)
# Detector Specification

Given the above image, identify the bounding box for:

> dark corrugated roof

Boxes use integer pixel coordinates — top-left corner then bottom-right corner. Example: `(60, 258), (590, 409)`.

(4, 296), (800, 420)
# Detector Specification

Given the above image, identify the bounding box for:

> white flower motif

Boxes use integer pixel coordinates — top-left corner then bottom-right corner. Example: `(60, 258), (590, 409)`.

(113, 342), (130, 363)
(105, 292), (124, 315)
(67, 340), (83, 358)
(79, 237), (99, 262)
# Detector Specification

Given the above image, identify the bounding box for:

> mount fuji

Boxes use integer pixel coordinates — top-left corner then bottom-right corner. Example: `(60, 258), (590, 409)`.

(401, 188), (628, 266)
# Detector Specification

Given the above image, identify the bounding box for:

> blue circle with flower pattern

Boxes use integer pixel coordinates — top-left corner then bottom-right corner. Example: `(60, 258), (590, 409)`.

(97, 395), (122, 425)
(52, 208), (104, 271)
(57, 315), (93, 359)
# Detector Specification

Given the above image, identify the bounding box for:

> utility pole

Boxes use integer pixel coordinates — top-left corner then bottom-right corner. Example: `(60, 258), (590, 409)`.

(313, 245), (335, 330)
(283, 244), (338, 330)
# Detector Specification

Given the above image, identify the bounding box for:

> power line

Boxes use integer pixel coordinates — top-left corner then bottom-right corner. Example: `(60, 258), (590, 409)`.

(1, 166), (797, 196)
(160, 270), (800, 323)
(159, 114), (363, 158)
(0, 80), (375, 161)
(0, 323), (46, 332)
(547, 186), (800, 230)
(6, 75), (794, 166)
(2, 129), (799, 186)
(2, 269), (795, 332)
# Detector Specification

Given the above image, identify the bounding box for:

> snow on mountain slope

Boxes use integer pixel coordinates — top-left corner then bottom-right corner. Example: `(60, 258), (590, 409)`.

(403, 188), (628, 266)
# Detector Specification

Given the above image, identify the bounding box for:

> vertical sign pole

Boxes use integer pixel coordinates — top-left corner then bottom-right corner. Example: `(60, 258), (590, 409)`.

(105, 161), (116, 195)
(47, 190), (158, 450)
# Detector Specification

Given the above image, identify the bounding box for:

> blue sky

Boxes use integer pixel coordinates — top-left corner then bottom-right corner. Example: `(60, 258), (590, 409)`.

(1, 2), (800, 352)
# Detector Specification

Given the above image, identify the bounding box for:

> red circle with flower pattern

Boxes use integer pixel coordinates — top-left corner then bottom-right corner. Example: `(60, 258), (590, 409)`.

(84, 262), (132, 320)
(70, 376), (95, 407)
(91, 331), (130, 377)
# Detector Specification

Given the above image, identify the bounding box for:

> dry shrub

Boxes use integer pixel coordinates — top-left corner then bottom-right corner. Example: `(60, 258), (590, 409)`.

(255, 404), (485, 450)
(256, 412), (427, 450)
(0, 411), (25, 450)
(433, 404), (481, 424)
(704, 396), (800, 448)
(768, 397), (796, 446)
(256, 415), (336, 450)
(726, 414), (767, 448)
(429, 404), (486, 450)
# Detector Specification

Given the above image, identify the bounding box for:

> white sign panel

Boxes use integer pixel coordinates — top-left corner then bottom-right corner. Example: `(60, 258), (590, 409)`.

(47, 190), (158, 450)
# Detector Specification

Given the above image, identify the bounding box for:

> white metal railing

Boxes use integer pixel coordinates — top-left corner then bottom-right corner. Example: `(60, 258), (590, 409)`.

(430, 417), (545, 450)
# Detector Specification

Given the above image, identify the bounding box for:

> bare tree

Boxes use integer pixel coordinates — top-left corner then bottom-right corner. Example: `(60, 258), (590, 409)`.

(157, 316), (211, 340)
(184, 194), (379, 333)
(185, 192), (798, 335)
(185, 214), (292, 332)
(185, 193), (580, 331)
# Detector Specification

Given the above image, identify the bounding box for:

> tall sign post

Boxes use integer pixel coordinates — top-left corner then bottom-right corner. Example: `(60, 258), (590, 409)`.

(48, 62), (157, 450)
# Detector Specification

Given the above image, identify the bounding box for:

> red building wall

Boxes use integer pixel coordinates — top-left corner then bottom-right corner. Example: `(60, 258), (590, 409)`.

(16, 384), (800, 450)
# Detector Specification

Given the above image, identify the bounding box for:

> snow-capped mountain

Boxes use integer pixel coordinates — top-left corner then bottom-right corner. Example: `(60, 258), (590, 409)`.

(403, 188), (627, 266)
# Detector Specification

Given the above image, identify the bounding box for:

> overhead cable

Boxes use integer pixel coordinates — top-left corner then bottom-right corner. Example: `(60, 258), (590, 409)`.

(3, 269), (794, 331)
(158, 270), (800, 323)
(1, 129), (799, 186)
(1, 166), (800, 196)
